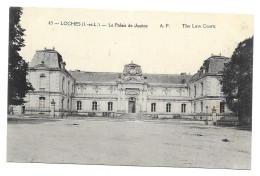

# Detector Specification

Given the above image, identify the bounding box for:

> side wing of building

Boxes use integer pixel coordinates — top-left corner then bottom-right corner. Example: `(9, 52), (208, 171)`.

(187, 55), (232, 118)
(24, 49), (75, 116)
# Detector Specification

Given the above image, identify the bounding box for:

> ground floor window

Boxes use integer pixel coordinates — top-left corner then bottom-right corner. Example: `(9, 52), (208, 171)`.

(39, 97), (45, 110)
(61, 99), (64, 109)
(220, 102), (225, 113)
(181, 104), (186, 113)
(166, 103), (171, 112)
(77, 101), (82, 110)
(151, 103), (156, 112)
(92, 101), (97, 111)
(108, 102), (113, 111)
(67, 99), (70, 110)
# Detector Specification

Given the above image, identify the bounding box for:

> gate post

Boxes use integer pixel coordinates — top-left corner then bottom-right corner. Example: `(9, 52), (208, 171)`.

(50, 99), (55, 118)
(212, 106), (217, 125)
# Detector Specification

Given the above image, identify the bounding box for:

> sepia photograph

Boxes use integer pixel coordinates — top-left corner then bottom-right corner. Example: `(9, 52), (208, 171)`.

(6, 6), (254, 171)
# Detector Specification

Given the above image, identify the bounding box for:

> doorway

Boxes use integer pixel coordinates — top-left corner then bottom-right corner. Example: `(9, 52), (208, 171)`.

(128, 97), (136, 113)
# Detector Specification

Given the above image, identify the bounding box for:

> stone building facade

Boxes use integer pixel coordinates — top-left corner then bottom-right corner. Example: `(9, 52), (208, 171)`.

(23, 49), (231, 117)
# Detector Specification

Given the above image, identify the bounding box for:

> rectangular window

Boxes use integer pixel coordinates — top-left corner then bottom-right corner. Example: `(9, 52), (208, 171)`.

(108, 102), (113, 111)
(67, 99), (70, 110)
(92, 101), (97, 111)
(39, 74), (46, 91)
(61, 99), (64, 109)
(220, 102), (225, 113)
(68, 81), (70, 93)
(181, 104), (186, 113)
(77, 101), (82, 110)
(194, 102), (196, 113)
(201, 101), (203, 112)
(39, 97), (45, 110)
(62, 77), (65, 92)
(201, 82), (204, 95)
(151, 103), (156, 112)
(166, 103), (171, 112)
(194, 85), (197, 97)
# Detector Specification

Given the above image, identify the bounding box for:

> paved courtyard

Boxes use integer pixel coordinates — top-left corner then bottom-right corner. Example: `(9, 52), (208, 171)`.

(7, 117), (251, 169)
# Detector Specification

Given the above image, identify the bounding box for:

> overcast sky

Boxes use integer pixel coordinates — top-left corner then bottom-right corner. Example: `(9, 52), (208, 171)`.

(19, 7), (254, 74)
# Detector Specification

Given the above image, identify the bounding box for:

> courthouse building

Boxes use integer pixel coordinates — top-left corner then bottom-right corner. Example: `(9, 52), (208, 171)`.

(23, 48), (231, 118)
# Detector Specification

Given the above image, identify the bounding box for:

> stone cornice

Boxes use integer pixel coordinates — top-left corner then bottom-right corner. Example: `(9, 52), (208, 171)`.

(73, 94), (118, 99)
(147, 95), (191, 101)
(29, 67), (76, 81)
(191, 95), (225, 101)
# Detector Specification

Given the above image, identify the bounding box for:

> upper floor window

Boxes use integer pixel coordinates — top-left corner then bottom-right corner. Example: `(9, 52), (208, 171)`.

(62, 77), (65, 91)
(201, 101), (203, 112)
(68, 81), (70, 93)
(151, 103), (156, 112)
(201, 82), (204, 95)
(181, 104), (186, 113)
(166, 103), (171, 112)
(39, 73), (46, 91)
(92, 101), (97, 111)
(108, 102), (113, 111)
(194, 85), (197, 97)
(77, 101), (82, 110)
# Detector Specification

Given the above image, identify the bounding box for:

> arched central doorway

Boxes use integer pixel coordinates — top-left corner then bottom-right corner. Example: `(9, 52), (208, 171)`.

(128, 97), (136, 113)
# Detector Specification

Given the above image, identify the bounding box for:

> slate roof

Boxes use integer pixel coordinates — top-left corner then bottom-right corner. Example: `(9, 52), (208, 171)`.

(189, 55), (230, 83)
(205, 55), (229, 73)
(69, 71), (192, 84)
(69, 71), (120, 83)
(29, 49), (63, 69)
(145, 73), (192, 84)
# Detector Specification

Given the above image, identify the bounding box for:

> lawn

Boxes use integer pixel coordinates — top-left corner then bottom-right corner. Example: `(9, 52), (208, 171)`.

(7, 117), (251, 169)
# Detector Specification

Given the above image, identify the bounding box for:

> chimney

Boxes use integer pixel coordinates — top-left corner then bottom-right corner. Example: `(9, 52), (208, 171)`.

(201, 66), (206, 74)
(60, 61), (66, 70)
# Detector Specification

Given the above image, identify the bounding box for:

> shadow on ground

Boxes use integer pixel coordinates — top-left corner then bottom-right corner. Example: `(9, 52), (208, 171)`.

(8, 117), (59, 124)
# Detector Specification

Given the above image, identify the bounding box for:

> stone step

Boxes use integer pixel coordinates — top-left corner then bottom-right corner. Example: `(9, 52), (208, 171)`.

(115, 112), (153, 121)
(119, 113), (137, 120)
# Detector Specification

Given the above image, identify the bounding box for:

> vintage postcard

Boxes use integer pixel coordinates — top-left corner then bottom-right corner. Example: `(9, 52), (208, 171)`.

(7, 7), (254, 169)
